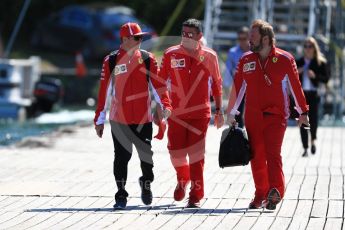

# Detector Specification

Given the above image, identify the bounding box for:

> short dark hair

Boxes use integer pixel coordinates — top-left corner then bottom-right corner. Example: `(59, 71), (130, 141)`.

(182, 18), (202, 33)
(237, 26), (249, 35)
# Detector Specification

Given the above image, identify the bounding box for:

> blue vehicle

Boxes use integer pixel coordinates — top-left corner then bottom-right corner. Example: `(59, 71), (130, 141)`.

(31, 5), (157, 59)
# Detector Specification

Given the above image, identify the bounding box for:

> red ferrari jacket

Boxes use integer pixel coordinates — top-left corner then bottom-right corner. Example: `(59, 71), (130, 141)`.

(158, 44), (222, 119)
(94, 48), (171, 125)
(227, 46), (308, 118)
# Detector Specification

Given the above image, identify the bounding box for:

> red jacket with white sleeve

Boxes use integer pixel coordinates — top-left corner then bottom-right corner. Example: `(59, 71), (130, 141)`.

(227, 46), (308, 118)
(94, 48), (171, 125)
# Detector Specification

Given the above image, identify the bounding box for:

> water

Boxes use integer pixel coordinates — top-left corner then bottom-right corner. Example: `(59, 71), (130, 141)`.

(0, 121), (60, 146)
(1, 109), (343, 147)
(0, 109), (94, 146)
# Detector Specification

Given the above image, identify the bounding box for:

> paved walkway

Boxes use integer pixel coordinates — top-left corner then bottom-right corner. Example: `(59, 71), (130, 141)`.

(0, 123), (344, 229)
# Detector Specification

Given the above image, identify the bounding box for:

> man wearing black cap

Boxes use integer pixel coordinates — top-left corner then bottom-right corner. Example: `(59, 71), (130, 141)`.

(94, 22), (172, 209)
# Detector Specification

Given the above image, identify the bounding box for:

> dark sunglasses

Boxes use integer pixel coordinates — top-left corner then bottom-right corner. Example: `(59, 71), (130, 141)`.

(304, 44), (314, 49)
(133, 36), (143, 41)
(181, 31), (195, 38)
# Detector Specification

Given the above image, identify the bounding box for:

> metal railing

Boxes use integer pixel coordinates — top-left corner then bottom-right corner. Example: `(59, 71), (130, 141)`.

(203, 0), (345, 121)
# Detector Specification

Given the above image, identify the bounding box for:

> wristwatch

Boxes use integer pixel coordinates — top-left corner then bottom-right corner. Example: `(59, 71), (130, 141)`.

(215, 107), (224, 115)
(301, 111), (309, 116)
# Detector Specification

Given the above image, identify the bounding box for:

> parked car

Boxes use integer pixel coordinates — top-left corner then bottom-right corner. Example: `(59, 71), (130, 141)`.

(31, 5), (157, 59)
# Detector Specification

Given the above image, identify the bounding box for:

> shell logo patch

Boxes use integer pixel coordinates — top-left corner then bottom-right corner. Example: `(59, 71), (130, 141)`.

(138, 57), (143, 64)
(272, 57), (278, 63)
(114, 64), (127, 75)
(199, 55), (204, 62)
(171, 58), (185, 68)
(243, 61), (256, 72)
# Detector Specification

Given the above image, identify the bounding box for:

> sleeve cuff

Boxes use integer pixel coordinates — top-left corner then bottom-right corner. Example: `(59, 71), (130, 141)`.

(230, 109), (240, 116)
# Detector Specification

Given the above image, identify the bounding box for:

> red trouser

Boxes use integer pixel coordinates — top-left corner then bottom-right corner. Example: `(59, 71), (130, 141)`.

(167, 117), (210, 201)
(245, 111), (287, 200)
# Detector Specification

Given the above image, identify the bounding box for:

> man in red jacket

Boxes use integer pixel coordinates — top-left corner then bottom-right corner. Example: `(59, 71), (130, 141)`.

(158, 18), (224, 208)
(94, 22), (171, 210)
(227, 19), (310, 210)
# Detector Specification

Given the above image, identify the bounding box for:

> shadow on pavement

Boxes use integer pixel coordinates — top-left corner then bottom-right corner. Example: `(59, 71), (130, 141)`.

(25, 205), (274, 214)
(24, 204), (176, 213)
(149, 207), (272, 215)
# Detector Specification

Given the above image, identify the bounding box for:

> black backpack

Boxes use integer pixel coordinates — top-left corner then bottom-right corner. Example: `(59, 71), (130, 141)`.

(108, 49), (151, 82)
(218, 126), (252, 168)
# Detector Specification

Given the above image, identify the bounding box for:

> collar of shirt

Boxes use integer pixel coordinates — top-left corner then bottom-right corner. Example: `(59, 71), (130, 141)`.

(270, 45), (277, 56)
(117, 47), (141, 63)
(230, 45), (245, 63)
(180, 43), (203, 57)
(235, 45), (245, 54)
(253, 45), (277, 66)
(257, 45), (277, 58)
(303, 58), (311, 65)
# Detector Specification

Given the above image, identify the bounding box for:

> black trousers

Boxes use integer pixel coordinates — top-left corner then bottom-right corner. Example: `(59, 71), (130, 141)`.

(110, 121), (154, 200)
(300, 91), (319, 149)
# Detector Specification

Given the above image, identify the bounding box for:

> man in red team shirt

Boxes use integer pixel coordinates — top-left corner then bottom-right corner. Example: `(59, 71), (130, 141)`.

(94, 22), (171, 210)
(227, 19), (310, 210)
(159, 18), (224, 208)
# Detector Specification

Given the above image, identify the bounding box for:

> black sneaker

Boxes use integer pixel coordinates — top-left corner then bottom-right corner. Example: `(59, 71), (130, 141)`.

(185, 202), (200, 208)
(264, 188), (281, 210)
(113, 197), (127, 210)
(139, 178), (152, 205)
(302, 150), (308, 157)
(311, 145), (316, 154)
(185, 197), (200, 208)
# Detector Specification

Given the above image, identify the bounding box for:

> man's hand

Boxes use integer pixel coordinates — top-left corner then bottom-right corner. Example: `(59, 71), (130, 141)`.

(226, 113), (237, 126)
(95, 124), (104, 138)
(163, 108), (171, 119)
(296, 114), (310, 129)
(214, 111), (224, 129)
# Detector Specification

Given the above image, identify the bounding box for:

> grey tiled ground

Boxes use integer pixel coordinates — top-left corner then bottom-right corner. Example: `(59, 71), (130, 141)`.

(0, 124), (344, 229)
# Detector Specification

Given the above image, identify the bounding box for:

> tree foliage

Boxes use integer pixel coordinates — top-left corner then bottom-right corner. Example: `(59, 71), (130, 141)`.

(0, 0), (205, 42)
